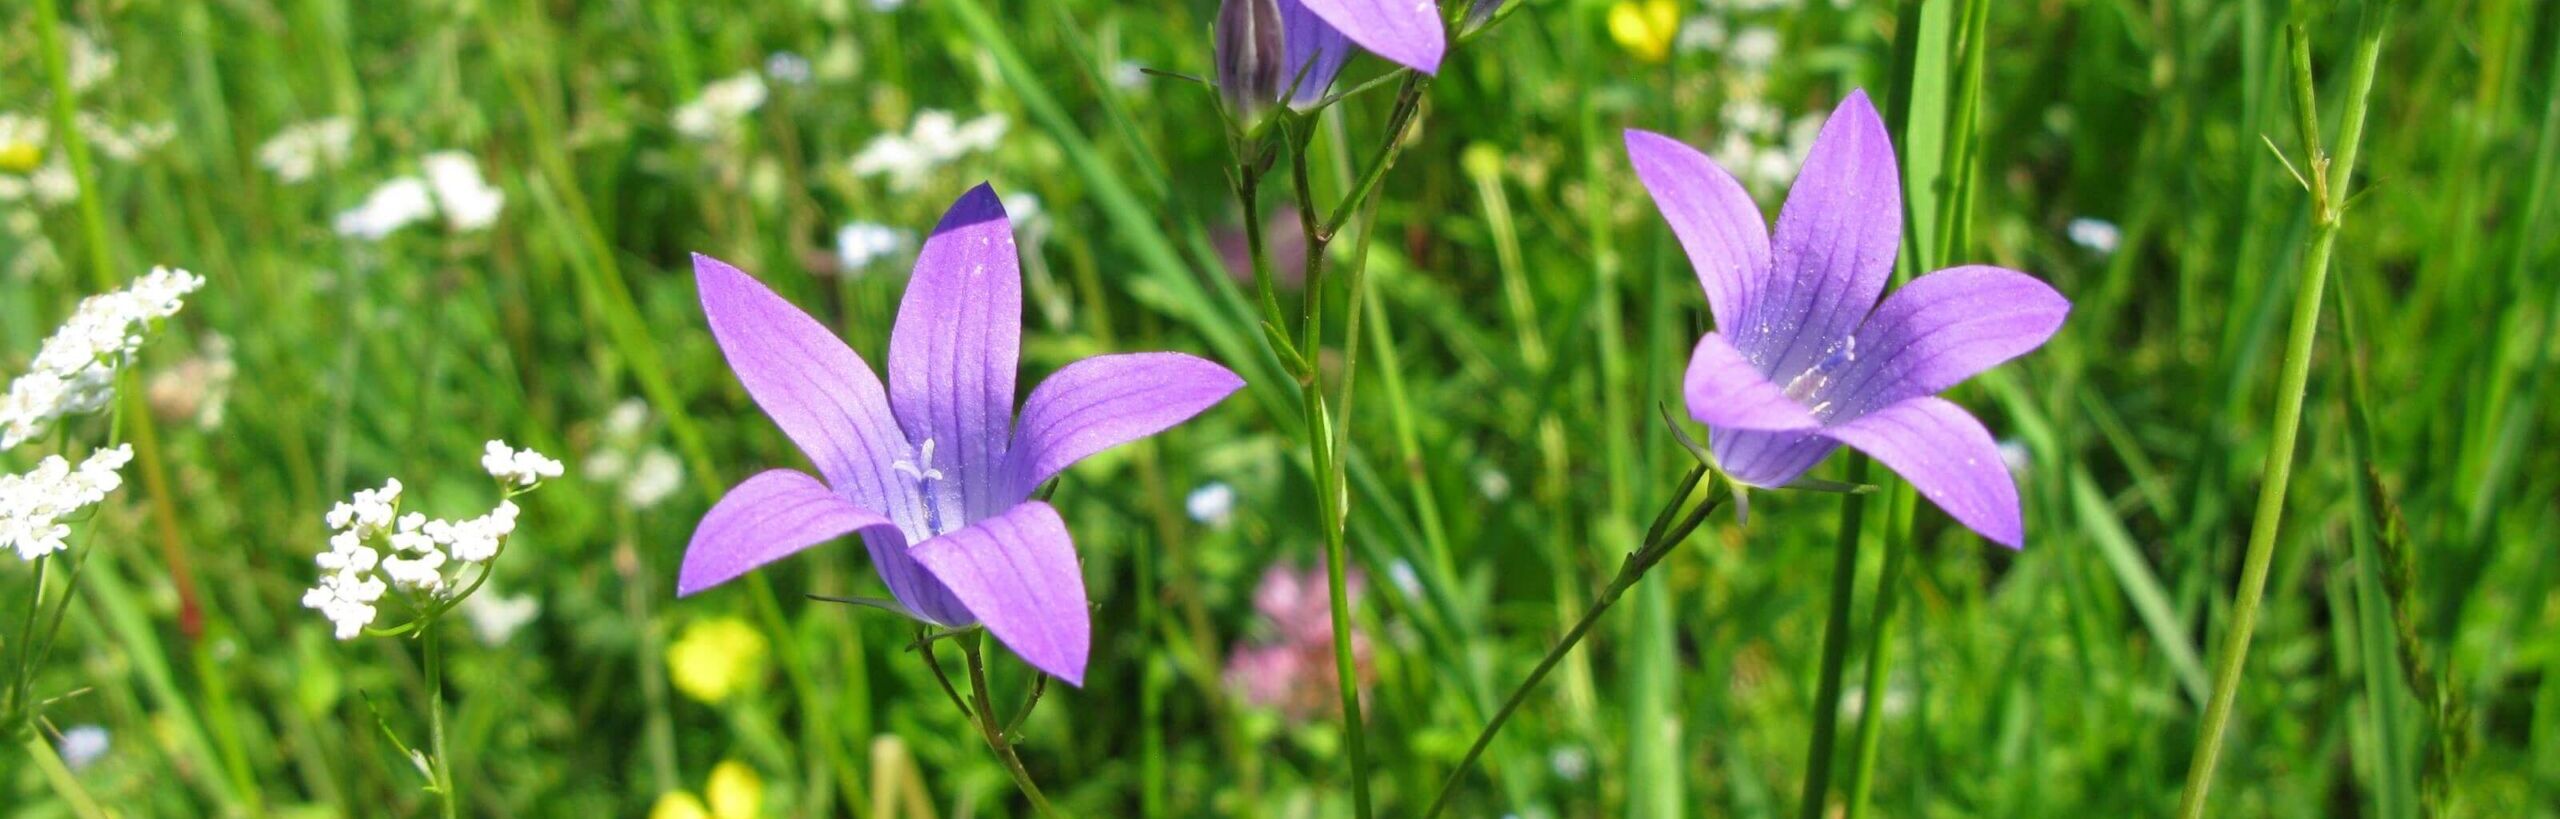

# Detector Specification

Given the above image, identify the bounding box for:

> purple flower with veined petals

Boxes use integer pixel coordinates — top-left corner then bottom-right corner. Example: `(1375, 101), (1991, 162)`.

(1628, 90), (2069, 548)
(679, 184), (1245, 685)
(1293, 0), (1447, 76)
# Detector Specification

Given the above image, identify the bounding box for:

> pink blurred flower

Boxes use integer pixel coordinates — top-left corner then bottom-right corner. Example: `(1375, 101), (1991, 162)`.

(1224, 562), (1374, 721)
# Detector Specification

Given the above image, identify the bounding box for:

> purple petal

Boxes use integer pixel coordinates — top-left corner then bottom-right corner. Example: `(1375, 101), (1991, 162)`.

(888, 184), (1023, 525)
(1296, 0), (1447, 75)
(1683, 332), (1818, 431)
(1709, 426), (1838, 489)
(1279, 0), (1355, 106)
(1005, 352), (1245, 498)
(679, 470), (895, 596)
(1822, 266), (2069, 421)
(1819, 396), (2023, 548)
(909, 501), (1092, 685)
(1627, 129), (1770, 332)
(1754, 90), (1902, 377)
(857, 527), (977, 627)
(695, 254), (922, 524)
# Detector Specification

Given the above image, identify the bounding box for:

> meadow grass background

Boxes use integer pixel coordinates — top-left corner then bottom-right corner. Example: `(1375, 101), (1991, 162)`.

(3, 0), (2557, 815)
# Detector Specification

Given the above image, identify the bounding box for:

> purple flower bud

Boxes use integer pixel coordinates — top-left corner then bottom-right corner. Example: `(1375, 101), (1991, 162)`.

(1215, 0), (1288, 112)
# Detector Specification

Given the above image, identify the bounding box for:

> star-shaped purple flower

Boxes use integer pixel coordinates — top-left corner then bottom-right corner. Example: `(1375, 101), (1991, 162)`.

(679, 184), (1245, 685)
(1628, 90), (2069, 548)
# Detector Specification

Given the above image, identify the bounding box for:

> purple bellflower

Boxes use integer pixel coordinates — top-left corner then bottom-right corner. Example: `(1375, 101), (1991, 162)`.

(1215, 0), (1452, 112)
(1628, 90), (2069, 548)
(679, 184), (1245, 685)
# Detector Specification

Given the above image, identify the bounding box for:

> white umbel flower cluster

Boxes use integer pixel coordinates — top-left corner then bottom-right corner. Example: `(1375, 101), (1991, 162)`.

(848, 110), (1008, 192)
(673, 72), (770, 141)
(0, 445), (132, 560)
(481, 440), (564, 489)
(303, 441), (558, 639)
(1, 267), (206, 450)
(256, 118), (356, 184)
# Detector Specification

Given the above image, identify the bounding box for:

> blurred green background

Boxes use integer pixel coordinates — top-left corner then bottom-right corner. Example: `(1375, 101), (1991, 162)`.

(2, 0), (2554, 816)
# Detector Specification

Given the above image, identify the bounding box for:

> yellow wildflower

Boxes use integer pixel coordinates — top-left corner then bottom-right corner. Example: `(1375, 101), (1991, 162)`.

(1607, 0), (1681, 63)
(0, 114), (44, 174)
(705, 760), (765, 818)
(666, 616), (768, 704)
(649, 791), (711, 819)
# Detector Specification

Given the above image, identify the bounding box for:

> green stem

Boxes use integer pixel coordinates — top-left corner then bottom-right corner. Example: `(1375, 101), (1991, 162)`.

(424, 619), (458, 819)
(2174, 8), (2390, 817)
(25, 731), (112, 819)
(1797, 456), (1874, 819)
(1844, 485), (1917, 819)
(1423, 469), (1725, 817)
(961, 636), (1061, 819)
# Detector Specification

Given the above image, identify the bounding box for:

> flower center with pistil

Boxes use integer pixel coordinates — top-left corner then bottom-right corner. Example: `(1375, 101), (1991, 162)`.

(1780, 335), (1857, 418)
(892, 438), (951, 535)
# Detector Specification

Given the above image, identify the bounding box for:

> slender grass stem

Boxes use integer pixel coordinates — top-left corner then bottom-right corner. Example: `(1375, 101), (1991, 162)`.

(2174, 8), (2391, 817)
(1423, 468), (1726, 817)
(1844, 485), (1916, 819)
(25, 730), (112, 819)
(1796, 456), (1873, 819)
(961, 636), (1061, 819)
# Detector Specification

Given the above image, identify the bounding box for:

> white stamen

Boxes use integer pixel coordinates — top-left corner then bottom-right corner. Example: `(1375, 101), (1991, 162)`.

(892, 438), (945, 482)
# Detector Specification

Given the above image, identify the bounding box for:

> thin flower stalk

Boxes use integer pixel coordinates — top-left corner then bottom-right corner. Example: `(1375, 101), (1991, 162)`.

(1423, 464), (1729, 818)
(2176, 8), (2392, 816)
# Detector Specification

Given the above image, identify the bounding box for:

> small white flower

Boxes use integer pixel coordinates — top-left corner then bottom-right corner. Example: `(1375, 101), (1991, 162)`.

(333, 177), (435, 240)
(481, 440), (564, 488)
(673, 72), (770, 141)
(623, 449), (683, 510)
(421, 151), (505, 231)
(1728, 26), (1782, 72)
(1386, 559), (1422, 599)
(430, 500), (519, 563)
(58, 725), (109, 771)
(257, 118), (356, 184)
(1997, 437), (2033, 476)
(460, 588), (540, 644)
(304, 526), (390, 639)
(1185, 482), (1235, 527)
(602, 399), (651, 442)
(0, 446), (133, 560)
(834, 221), (911, 272)
(1676, 17), (1728, 54)
(76, 113), (174, 162)
(2067, 218), (2121, 255)
(1549, 746), (1591, 782)
(849, 110), (1008, 192)
(2, 267), (206, 449)
(25, 159), (80, 206)
(765, 51), (813, 86)
(1111, 60), (1148, 90)
(1473, 465), (1512, 501)
(66, 31), (117, 94)
(325, 477), (402, 537)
